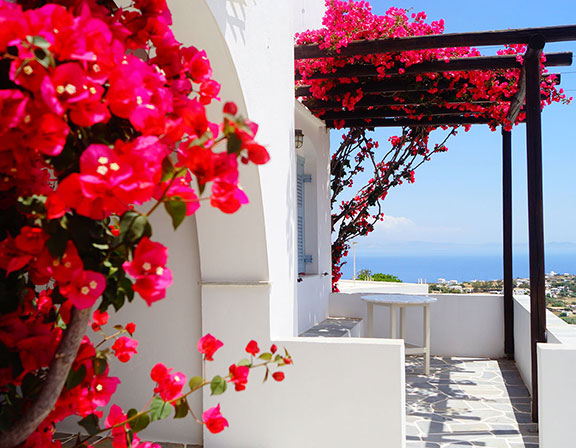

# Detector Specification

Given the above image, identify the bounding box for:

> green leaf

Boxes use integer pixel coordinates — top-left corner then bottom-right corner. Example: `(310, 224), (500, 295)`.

(188, 376), (203, 391)
(66, 364), (86, 390)
(238, 358), (252, 367)
(258, 353), (272, 361)
(210, 375), (227, 396)
(227, 133), (242, 155)
(164, 200), (186, 230)
(78, 414), (100, 435)
(119, 276), (134, 302)
(93, 357), (107, 376)
(161, 157), (175, 183)
(149, 396), (171, 421)
(127, 409), (150, 433)
(118, 211), (151, 245)
(27, 35), (51, 49)
(174, 398), (189, 419)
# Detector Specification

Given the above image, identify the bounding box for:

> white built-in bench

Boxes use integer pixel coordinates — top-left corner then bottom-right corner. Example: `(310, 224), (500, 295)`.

(299, 317), (363, 338)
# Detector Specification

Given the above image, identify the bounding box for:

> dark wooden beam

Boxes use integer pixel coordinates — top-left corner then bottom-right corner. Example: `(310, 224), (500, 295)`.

(295, 25), (576, 60)
(325, 115), (494, 128)
(524, 36), (547, 424)
(296, 52), (571, 81)
(303, 92), (555, 112)
(319, 106), (514, 121)
(303, 95), (502, 111)
(502, 128), (515, 361)
(296, 77), (465, 97)
(297, 71), (562, 99)
(506, 67), (527, 123)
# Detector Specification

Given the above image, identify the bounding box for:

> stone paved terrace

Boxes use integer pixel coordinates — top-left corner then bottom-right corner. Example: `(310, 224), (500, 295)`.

(406, 357), (538, 448)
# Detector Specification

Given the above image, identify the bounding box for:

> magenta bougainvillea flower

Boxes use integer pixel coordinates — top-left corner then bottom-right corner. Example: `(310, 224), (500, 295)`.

(59, 270), (107, 309)
(111, 336), (139, 363)
(245, 340), (260, 356)
(202, 404), (229, 434)
(228, 364), (250, 391)
(150, 363), (186, 402)
(123, 237), (173, 305)
(197, 333), (224, 361)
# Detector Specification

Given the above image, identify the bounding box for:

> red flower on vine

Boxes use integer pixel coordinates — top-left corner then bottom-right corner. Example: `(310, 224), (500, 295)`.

(123, 237), (173, 306)
(197, 333), (223, 361)
(202, 404), (228, 434)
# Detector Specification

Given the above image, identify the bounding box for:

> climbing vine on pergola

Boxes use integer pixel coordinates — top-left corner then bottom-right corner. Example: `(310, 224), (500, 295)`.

(294, 0), (576, 423)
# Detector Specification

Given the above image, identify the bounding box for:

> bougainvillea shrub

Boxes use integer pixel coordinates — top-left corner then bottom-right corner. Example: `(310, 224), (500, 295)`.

(0, 0), (290, 446)
(295, 0), (570, 288)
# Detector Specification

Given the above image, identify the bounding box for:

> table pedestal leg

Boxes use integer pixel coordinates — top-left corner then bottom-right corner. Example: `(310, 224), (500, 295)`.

(367, 303), (374, 337)
(400, 306), (406, 340)
(390, 305), (397, 339)
(424, 304), (431, 375)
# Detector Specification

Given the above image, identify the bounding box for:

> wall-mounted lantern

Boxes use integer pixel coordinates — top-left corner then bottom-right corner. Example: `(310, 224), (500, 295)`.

(295, 129), (304, 149)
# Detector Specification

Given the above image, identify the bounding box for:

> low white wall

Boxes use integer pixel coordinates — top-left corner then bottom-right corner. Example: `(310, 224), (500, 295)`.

(513, 296), (533, 391)
(538, 343), (576, 448)
(337, 280), (429, 295)
(512, 295), (570, 392)
(513, 295), (576, 448)
(295, 103), (332, 334)
(330, 293), (505, 358)
(202, 287), (406, 448)
(297, 275), (329, 333)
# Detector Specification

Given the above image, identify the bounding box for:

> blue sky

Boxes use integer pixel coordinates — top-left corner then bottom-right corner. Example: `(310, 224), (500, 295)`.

(334, 1), (576, 256)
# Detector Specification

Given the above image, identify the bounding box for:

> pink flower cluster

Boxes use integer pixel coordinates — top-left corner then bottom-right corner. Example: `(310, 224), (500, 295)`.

(0, 0), (269, 218)
(0, 0), (271, 445)
(295, 0), (570, 131)
(0, 231), (106, 309)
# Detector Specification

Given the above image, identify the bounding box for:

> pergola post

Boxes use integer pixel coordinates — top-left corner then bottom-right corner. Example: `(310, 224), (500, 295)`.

(502, 128), (514, 360)
(525, 36), (547, 424)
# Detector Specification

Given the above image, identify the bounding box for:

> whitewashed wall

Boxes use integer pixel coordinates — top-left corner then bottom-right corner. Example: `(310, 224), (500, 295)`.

(195, 3), (407, 447)
(202, 286), (406, 448)
(292, 0), (326, 33)
(513, 295), (576, 448)
(538, 343), (576, 448)
(513, 296), (533, 391)
(295, 102), (332, 334)
(331, 293), (506, 358)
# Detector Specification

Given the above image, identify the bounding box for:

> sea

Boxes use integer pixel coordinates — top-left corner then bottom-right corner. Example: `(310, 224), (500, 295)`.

(340, 252), (576, 283)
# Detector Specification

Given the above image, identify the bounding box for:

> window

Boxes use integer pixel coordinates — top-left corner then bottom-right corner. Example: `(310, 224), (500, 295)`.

(297, 155), (312, 274)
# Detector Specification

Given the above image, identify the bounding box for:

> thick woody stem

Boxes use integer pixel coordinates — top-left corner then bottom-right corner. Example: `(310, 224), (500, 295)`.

(0, 306), (92, 448)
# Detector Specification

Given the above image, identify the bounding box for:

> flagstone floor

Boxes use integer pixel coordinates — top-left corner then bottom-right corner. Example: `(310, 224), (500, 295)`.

(406, 357), (538, 448)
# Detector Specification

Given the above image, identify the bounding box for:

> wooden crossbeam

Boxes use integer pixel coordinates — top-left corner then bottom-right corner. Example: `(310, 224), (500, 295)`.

(324, 115), (495, 128)
(302, 94), (508, 110)
(295, 24), (576, 60)
(295, 73), (561, 106)
(319, 106), (525, 121)
(295, 77), (460, 97)
(295, 52), (571, 81)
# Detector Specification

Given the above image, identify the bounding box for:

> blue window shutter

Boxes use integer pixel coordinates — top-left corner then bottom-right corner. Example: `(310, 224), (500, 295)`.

(297, 156), (305, 274)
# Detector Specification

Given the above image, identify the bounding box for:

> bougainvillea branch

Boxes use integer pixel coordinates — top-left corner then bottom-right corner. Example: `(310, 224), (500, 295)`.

(0, 307), (91, 448)
(330, 126), (454, 289)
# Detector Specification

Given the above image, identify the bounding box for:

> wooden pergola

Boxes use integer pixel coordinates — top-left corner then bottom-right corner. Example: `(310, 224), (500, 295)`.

(295, 24), (576, 423)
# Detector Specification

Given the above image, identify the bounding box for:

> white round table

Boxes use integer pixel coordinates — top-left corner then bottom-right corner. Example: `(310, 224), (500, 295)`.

(361, 294), (437, 375)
